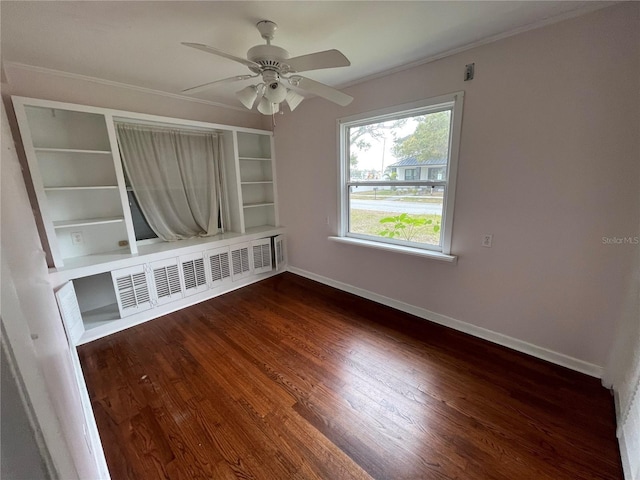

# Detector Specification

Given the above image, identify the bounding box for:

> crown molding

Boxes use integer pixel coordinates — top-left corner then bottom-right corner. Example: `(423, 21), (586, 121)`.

(2, 61), (257, 114)
(337, 1), (614, 91)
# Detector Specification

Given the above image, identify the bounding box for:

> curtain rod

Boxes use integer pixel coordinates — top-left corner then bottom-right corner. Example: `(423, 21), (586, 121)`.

(114, 118), (223, 136)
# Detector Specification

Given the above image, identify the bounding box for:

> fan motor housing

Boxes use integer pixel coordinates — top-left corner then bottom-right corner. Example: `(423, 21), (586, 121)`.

(247, 44), (290, 72)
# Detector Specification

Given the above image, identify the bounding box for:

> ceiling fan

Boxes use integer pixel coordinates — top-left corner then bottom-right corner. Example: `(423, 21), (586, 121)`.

(181, 20), (353, 114)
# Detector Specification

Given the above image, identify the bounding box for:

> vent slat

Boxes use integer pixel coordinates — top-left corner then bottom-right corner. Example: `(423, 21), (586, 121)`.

(183, 261), (196, 289)
(231, 249), (242, 275)
(221, 253), (230, 278)
(168, 265), (181, 294)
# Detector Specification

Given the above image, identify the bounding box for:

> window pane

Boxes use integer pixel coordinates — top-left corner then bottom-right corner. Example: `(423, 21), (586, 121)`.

(127, 191), (158, 241)
(348, 110), (451, 183)
(349, 185), (444, 247)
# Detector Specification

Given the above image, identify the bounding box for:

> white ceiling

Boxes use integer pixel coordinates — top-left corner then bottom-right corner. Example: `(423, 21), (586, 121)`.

(1, 1), (609, 111)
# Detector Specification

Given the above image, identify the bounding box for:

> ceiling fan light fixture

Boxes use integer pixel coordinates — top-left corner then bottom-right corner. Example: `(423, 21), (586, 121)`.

(257, 97), (279, 115)
(263, 81), (288, 104)
(285, 90), (304, 111)
(236, 85), (259, 110)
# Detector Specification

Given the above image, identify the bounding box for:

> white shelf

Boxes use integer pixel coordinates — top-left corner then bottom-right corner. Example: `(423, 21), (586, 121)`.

(45, 186), (119, 191)
(239, 157), (271, 161)
(54, 217), (125, 229)
(35, 147), (112, 155)
(243, 202), (275, 209)
(82, 303), (120, 330)
(241, 181), (273, 185)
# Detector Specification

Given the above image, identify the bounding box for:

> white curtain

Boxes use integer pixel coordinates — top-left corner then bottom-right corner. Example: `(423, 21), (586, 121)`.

(116, 124), (228, 241)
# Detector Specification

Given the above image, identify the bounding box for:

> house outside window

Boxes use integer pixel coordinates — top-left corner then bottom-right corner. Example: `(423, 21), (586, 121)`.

(404, 168), (419, 180)
(338, 92), (464, 255)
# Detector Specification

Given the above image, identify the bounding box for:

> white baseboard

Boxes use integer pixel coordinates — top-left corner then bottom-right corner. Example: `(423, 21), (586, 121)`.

(287, 266), (604, 378)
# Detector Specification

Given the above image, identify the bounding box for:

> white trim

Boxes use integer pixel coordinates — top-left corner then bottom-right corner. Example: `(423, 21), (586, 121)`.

(328, 236), (457, 263)
(287, 266), (604, 378)
(12, 95), (272, 136)
(337, 92), (464, 255)
(4, 62), (255, 114)
(613, 388), (639, 480)
(0, 262), (79, 479)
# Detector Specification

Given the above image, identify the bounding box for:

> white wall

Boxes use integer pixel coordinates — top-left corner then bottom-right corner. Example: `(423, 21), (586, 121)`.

(274, 3), (640, 370)
(1, 100), (91, 478)
(605, 175), (640, 479)
(2, 62), (266, 129)
(1, 343), (49, 480)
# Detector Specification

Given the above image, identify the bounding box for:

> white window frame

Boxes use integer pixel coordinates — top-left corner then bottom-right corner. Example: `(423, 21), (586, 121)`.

(337, 92), (464, 256)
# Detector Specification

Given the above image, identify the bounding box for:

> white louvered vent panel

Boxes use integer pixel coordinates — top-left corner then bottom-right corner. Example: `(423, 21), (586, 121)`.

(116, 276), (136, 310)
(251, 238), (273, 274)
(253, 244), (265, 269)
(231, 247), (250, 275)
(112, 265), (153, 318)
(132, 273), (150, 304)
(183, 261), (196, 290)
(154, 267), (170, 298)
(274, 235), (286, 271)
(167, 265), (181, 294)
(210, 254), (223, 282)
(181, 254), (208, 296)
(195, 258), (206, 286)
(209, 250), (231, 287)
(241, 248), (250, 273)
(221, 253), (230, 279)
(153, 264), (182, 300)
(231, 249), (242, 276)
(230, 244), (252, 281)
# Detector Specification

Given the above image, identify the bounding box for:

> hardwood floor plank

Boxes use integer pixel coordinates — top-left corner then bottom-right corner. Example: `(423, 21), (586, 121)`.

(78, 273), (622, 479)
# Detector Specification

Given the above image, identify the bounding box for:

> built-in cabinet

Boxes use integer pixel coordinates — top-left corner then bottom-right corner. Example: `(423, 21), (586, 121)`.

(12, 96), (279, 269)
(13, 96), (287, 346)
(58, 233), (286, 345)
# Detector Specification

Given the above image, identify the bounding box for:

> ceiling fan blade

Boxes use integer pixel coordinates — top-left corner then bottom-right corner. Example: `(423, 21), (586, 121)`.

(292, 76), (353, 107)
(181, 75), (255, 95)
(286, 49), (350, 73)
(182, 42), (260, 69)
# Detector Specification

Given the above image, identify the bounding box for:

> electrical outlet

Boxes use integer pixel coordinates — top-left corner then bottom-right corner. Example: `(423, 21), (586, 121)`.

(71, 231), (84, 245)
(482, 234), (493, 248)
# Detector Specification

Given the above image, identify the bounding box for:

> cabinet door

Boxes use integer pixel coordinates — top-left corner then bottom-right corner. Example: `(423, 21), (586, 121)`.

(54, 281), (85, 346)
(230, 242), (252, 281)
(206, 246), (232, 288)
(251, 238), (272, 274)
(111, 264), (152, 318)
(274, 235), (286, 272)
(150, 257), (184, 306)
(180, 252), (208, 297)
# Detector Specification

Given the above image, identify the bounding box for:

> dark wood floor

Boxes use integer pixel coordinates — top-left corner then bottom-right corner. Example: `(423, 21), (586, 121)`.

(79, 272), (622, 480)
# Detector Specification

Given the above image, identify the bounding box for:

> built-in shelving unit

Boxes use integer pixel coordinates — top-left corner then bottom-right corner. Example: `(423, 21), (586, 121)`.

(14, 102), (134, 267)
(236, 132), (278, 232)
(13, 96), (280, 268)
(13, 95), (287, 345)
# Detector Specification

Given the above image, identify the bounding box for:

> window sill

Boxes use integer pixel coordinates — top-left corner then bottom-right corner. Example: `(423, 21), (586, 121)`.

(328, 236), (457, 263)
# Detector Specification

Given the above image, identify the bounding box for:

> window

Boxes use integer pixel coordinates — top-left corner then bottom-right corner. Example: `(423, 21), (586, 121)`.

(404, 168), (419, 180)
(116, 122), (225, 243)
(338, 92), (464, 255)
(127, 190), (158, 241)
